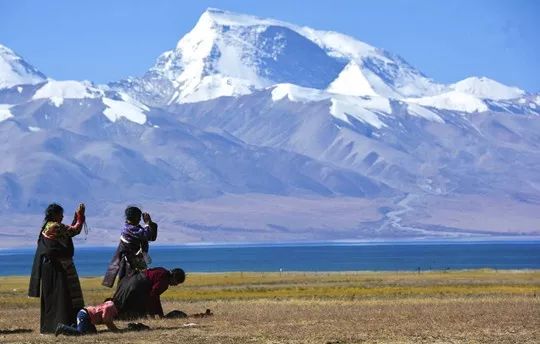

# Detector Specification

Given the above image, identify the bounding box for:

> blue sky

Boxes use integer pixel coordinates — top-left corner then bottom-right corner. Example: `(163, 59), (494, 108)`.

(1, 0), (538, 91)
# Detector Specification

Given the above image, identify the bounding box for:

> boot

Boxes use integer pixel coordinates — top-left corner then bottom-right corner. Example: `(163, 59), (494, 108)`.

(55, 323), (81, 336)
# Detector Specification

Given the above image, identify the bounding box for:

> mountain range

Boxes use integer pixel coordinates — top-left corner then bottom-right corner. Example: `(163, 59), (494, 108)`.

(1, 8), (539, 247)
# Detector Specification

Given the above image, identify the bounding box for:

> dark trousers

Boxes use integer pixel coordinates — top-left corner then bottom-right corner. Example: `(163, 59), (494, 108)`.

(75, 309), (97, 334)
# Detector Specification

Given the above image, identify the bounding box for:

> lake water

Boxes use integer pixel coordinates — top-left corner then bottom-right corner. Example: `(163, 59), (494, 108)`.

(1, 241), (539, 276)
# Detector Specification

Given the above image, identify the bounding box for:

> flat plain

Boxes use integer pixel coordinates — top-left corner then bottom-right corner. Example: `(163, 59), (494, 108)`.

(0, 270), (538, 343)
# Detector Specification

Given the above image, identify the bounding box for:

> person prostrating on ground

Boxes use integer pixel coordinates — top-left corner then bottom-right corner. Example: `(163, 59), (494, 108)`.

(55, 299), (119, 336)
(113, 267), (185, 319)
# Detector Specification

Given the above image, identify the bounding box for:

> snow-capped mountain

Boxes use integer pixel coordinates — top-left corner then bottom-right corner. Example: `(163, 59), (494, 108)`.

(114, 8), (531, 113)
(114, 8), (451, 106)
(0, 44), (46, 89)
(1, 9), (539, 246)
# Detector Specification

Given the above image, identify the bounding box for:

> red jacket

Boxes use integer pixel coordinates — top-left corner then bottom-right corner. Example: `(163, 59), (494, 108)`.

(144, 267), (171, 316)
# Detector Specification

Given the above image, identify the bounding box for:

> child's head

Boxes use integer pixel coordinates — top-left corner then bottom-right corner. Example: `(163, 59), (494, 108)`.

(125, 206), (142, 225)
(170, 268), (186, 286)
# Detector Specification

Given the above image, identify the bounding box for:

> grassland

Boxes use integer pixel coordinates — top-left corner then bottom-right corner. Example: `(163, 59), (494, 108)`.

(0, 270), (538, 343)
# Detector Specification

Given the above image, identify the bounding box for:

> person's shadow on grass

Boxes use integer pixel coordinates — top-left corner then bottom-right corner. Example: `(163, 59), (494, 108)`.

(0, 329), (33, 334)
(98, 326), (199, 334)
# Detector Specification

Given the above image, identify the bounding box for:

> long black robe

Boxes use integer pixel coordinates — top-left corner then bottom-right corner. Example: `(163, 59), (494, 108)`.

(112, 271), (152, 320)
(102, 221), (158, 288)
(28, 234), (83, 333)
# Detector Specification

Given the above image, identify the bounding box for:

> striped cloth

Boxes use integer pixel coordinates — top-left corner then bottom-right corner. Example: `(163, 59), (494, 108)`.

(59, 258), (84, 310)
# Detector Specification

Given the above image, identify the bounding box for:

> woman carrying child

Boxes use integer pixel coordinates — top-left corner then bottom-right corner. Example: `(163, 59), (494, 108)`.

(102, 206), (158, 288)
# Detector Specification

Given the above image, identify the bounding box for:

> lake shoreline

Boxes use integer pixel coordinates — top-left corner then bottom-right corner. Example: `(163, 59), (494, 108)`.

(2, 237), (540, 251)
(2, 242), (539, 276)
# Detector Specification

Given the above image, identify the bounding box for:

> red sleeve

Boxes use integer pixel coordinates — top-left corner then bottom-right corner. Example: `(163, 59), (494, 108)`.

(65, 212), (85, 236)
(145, 268), (170, 316)
(146, 294), (163, 317)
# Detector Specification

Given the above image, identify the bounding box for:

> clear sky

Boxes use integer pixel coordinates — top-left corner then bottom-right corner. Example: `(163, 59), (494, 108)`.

(1, 0), (538, 91)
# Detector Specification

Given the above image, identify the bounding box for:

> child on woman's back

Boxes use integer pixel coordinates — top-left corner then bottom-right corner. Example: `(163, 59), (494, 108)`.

(102, 206), (158, 287)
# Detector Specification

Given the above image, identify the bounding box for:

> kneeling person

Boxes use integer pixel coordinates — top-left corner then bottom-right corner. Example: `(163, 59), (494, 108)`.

(114, 267), (185, 319)
(55, 299), (118, 336)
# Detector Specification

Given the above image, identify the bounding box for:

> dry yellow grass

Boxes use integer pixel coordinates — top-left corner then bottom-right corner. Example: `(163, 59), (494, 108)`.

(0, 270), (538, 343)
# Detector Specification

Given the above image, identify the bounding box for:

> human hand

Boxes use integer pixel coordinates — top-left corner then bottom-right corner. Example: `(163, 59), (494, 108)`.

(142, 212), (151, 224)
(77, 203), (86, 216)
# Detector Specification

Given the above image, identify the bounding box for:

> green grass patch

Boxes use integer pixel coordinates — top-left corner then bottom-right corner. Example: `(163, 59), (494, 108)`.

(1, 270), (538, 308)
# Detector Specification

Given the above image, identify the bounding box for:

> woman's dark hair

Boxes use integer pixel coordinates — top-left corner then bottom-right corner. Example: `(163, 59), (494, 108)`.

(125, 206), (142, 224)
(170, 268), (186, 285)
(42, 203), (64, 230)
(45, 203), (64, 221)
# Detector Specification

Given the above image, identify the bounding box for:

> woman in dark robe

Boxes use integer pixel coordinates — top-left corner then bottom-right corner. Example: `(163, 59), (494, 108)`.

(28, 203), (86, 334)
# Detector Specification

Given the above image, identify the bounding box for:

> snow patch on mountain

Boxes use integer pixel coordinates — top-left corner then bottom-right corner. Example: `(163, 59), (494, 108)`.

(330, 97), (387, 128)
(451, 77), (525, 100)
(32, 80), (101, 106)
(405, 91), (488, 113)
(300, 28), (377, 61)
(0, 44), (46, 89)
(271, 83), (326, 102)
(327, 61), (377, 97)
(102, 93), (149, 124)
(0, 104), (13, 122)
(271, 83), (389, 128)
(175, 75), (261, 104)
(406, 103), (444, 123)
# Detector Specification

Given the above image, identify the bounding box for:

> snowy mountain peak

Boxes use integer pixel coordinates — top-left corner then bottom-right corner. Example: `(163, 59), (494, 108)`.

(141, 9), (423, 104)
(151, 8), (347, 104)
(450, 76), (525, 100)
(0, 44), (46, 89)
(115, 9), (531, 113)
(201, 8), (288, 28)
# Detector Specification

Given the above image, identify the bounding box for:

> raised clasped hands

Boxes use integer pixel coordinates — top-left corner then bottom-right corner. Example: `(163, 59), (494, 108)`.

(77, 203), (86, 216)
(142, 212), (151, 224)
